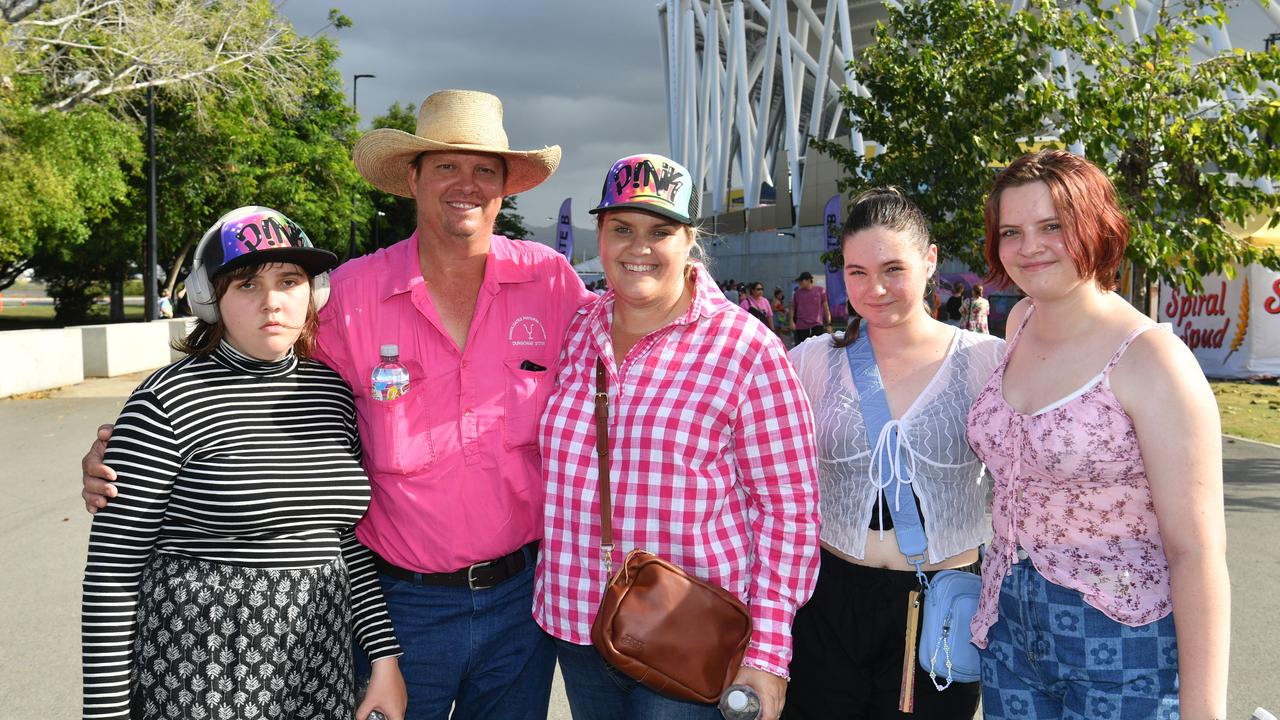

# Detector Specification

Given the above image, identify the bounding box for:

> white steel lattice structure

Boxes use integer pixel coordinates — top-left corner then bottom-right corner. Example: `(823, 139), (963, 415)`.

(658, 0), (1280, 224)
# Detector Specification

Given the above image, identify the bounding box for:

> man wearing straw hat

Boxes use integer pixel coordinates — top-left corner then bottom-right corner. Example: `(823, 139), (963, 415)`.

(82, 90), (596, 719)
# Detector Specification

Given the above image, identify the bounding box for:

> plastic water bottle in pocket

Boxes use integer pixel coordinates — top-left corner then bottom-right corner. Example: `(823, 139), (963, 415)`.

(371, 344), (410, 401)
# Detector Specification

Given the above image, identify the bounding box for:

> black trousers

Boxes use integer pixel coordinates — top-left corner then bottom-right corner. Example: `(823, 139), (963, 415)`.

(784, 549), (981, 720)
(793, 325), (826, 344)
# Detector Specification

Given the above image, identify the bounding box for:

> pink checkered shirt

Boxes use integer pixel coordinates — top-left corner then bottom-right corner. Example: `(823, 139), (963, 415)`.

(533, 264), (822, 678)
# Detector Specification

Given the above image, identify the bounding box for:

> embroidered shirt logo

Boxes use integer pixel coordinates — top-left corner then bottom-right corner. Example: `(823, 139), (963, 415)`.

(508, 316), (547, 347)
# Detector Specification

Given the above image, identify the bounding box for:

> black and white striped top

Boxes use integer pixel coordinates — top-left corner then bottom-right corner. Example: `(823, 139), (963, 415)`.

(82, 342), (401, 720)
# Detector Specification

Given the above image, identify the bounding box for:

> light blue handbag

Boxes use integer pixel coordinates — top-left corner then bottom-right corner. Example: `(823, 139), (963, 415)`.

(845, 336), (982, 690)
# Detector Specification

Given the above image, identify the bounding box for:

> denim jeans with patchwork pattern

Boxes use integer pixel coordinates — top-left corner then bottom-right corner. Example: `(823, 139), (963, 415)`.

(979, 559), (1179, 720)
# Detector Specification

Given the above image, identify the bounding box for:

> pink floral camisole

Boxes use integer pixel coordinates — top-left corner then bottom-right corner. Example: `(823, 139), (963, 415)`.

(967, 306), (1172, 648)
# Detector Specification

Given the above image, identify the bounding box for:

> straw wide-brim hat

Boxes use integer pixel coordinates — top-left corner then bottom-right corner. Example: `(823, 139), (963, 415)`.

(353, 90), (561, 198)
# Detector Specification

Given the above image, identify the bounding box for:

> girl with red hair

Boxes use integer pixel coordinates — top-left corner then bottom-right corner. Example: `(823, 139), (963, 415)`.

(966, 150), (1228, 719)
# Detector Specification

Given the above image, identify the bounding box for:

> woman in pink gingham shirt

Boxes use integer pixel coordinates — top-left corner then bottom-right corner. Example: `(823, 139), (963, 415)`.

(534, 154), (820, 720)
(967, 150), (1228, 720)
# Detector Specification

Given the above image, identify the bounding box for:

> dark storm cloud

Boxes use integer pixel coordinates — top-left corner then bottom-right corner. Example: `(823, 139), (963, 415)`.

(279, 0), (670, 242)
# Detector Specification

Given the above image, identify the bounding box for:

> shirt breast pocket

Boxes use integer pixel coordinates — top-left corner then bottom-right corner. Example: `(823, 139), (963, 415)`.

(504, 356), (552, 450)
(369, 390), (436, 476)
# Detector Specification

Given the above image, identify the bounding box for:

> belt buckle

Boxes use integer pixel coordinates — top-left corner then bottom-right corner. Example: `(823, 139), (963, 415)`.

(467, 559), (498, 591)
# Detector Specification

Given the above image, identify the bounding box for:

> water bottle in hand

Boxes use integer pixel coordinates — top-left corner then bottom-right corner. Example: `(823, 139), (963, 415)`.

(354, 675), (388, 720)
(719, 683), (761, 720)
(371, 344), (410, 401)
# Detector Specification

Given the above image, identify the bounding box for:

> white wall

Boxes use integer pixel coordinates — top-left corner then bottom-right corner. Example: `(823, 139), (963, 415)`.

(78, 321), (173, 378)
(0, 328), (85, 397)
(167, 318), (198, 362)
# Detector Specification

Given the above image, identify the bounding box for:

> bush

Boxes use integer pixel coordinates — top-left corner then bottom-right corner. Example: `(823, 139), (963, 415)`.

(46, 276), (107, 324)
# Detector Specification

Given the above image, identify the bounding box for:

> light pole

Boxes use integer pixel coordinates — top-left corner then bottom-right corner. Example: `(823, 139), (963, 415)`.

(349, 73), (375, 260)
(141, 0), (158, 322)
(144, 81), (157, 321)
(374, 210), (385, 248)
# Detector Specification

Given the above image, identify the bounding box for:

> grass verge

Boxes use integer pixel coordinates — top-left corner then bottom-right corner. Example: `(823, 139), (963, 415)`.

(0, 303), (144, 330)
(1211, 380), (1280, 446)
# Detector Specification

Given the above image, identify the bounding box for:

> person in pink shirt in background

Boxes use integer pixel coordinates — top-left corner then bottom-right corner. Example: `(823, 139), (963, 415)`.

(789, 271), (831, 343)
(967, 150), (1228, 720)
(81, 90), (596, 720)
(740, 281), (775, 330)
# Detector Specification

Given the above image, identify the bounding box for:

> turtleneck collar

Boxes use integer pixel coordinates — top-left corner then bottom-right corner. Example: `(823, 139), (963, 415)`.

(211, 340), (298, 377)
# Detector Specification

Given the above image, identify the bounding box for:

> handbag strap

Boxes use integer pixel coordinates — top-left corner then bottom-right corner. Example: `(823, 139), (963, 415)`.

(844, 336), (929, 587)
(594, 357), (615, 576)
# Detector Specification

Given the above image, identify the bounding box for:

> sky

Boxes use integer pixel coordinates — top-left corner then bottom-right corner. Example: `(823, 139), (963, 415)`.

(278, 1), (672, 246)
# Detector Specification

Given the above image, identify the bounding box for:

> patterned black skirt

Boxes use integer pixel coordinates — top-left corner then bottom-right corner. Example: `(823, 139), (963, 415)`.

(130, 553), (354, 719)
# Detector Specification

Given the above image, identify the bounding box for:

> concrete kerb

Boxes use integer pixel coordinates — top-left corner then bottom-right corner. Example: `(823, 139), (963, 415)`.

(1222, 433), (1280, 452)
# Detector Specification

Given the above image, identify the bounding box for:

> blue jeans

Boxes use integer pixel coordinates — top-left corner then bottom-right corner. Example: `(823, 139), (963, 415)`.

(554, 639), (722, 720)
(353, 560), (555, 720)
(979, 559), (1180, 720)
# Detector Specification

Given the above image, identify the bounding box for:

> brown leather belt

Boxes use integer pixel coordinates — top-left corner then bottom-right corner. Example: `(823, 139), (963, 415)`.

(371, 540), (539, 591)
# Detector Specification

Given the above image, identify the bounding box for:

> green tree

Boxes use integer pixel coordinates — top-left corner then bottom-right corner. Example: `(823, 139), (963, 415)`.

(3, 0), (316, 113)
(819, 0), (1280, 307)
(366, 101), (419, 249)
(813, 0), (1059, 270)
(139, 34), (364, 296)
(1048, 0), (1280, 307)
(0, 99), (139, 292)
(1, 2), (359, 320)
(496, 196), (532, 240)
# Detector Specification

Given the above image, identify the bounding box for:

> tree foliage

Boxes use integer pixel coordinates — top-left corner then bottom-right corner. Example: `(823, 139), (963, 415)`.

(0, 1), (362, 320)
(3, 0), (316, 113)
(117, 35), (363, 299)
(0, 99), (138, 291)
(813, 0), (1059, 270)
(496, 196), (532, 240)
(1049, 0), (1280, 293)
(365, 101), (418, 249)
(817, 0), (1280, 295)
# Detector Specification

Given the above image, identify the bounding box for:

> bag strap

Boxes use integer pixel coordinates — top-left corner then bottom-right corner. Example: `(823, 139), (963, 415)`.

(844, 336), (929, 586)
(594, 357), (615, 577)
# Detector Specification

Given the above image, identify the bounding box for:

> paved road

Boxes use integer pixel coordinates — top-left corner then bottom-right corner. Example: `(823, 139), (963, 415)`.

(1, 374), (1275, 718)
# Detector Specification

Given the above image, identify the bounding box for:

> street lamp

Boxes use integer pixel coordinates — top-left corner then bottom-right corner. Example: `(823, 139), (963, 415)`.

(349, 73), (375, 260)
(374, 210), (386, 248)
(144, 81), (157, 321)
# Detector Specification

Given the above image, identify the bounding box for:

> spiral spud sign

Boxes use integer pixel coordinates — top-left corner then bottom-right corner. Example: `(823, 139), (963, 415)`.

(1160, 265), (1280, 378)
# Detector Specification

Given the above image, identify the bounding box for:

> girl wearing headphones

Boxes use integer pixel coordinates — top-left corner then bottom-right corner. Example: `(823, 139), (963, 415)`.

(81, 207), (406, 720)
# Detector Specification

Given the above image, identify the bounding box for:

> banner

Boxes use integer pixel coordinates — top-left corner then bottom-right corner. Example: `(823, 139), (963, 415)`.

(822, 195), (849, 320)
(1159, 264), (1280, 378)
(556, 198), (574, 262)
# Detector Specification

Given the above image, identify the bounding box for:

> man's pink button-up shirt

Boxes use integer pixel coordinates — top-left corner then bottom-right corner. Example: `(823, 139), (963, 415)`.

(316, 232), (594, 573)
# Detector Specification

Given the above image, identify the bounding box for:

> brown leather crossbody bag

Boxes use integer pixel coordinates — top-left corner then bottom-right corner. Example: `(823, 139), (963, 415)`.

(587, 358), (753, 704)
